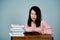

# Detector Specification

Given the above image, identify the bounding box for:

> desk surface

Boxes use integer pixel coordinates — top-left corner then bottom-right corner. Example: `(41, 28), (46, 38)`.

(11, 34), (52, 40)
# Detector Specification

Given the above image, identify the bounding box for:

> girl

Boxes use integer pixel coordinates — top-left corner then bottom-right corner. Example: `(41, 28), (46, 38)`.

(25, 6), (53, 35)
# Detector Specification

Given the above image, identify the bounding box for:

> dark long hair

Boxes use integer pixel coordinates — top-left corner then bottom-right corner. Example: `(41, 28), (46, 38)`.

(27, 6), (42, 27)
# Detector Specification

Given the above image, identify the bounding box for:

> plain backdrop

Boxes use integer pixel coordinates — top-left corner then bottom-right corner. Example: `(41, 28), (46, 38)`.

(0, 0), (60, 40)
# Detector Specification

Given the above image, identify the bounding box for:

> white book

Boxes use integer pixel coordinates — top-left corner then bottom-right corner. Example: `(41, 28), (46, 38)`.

(12, 35), (24, 36)
(10, 28), (23, 30)
(9, 33), (24, 36)
(10, 29), (24, 32)
(12, 33), (23, 34)
(11, 24), (24, 28)
(11, 31), (25, 33)
(11, 32), (24, 34)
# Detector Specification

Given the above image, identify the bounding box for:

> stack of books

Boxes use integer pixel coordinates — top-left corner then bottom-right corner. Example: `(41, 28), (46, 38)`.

(9, 24), (25, 36)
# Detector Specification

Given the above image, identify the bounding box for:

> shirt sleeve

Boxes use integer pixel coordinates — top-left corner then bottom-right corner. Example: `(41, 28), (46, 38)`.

(25, 23), (33, 32)
(42, 20), (53, 35)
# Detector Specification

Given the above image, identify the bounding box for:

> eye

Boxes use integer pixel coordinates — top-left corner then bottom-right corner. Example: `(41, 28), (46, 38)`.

(31, 13), (34, 15)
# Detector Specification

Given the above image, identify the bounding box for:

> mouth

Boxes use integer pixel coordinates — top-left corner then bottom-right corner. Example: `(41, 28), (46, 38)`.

(32, 18), (36, 20)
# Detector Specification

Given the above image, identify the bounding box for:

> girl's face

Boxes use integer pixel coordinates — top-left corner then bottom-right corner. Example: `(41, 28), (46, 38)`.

(30, 9), (37, 22)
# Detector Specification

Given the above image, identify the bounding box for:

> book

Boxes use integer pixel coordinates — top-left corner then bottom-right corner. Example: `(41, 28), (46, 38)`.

(10, 29), (24, 31)
(9, 32), (24, 36)
(11, 24), (24, 28)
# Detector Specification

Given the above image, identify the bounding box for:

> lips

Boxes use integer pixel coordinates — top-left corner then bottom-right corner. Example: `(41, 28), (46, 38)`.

(32, 18), (35, 20)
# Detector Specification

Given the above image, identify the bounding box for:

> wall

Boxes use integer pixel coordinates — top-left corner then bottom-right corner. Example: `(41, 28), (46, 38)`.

(0, 0), (60, 40)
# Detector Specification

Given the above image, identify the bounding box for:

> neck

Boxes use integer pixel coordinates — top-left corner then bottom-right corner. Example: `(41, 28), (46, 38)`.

(32, 21), (35, 23)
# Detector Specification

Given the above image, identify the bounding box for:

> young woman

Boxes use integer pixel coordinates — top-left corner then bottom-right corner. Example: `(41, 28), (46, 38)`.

(25, 6), (53, 35)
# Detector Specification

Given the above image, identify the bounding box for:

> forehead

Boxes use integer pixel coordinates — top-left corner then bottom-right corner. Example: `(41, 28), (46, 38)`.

(31, 9), (36, 14)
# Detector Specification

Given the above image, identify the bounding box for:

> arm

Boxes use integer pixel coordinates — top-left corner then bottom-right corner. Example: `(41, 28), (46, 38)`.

(42, 20), (53, 35)
(25, 23), (33, 32)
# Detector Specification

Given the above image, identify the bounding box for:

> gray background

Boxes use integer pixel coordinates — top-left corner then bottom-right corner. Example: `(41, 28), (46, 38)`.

(0, 0), (60, 40)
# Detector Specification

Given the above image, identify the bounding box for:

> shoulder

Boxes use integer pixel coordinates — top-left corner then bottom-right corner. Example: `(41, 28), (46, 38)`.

(41, 19), (47, 26)
(41, 19), (45, 23)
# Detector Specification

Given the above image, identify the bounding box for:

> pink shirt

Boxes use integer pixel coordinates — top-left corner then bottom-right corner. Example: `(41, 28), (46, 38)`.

(25, 20), (53, 35)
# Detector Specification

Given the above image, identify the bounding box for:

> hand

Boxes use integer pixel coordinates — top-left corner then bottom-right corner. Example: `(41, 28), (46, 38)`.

(39, 29), (44, 34)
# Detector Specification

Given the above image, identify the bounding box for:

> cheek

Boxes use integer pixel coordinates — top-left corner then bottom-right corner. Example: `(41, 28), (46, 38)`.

(31, 15), (37, 20)
(30, 15), (33, 19)
(35, 15), (37, 19)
